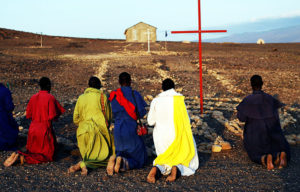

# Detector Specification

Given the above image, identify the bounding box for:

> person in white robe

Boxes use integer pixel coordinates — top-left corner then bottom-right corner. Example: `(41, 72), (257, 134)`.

(147, 78), (199, 183)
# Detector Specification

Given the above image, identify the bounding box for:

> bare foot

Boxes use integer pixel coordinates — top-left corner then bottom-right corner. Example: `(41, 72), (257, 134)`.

(274, 153), (280, 167)
(166, 166), (177, 182)
(114, 156), (122, 173)
(279, 152), (287, 169)
(20, 155), (26, 165)
(3, 152), (19, 167)
(81, 166), (88, 176)
(106, 155), (116, 176)
(68, 162), (81, 174)
(147, 167), (157, 183)
(261, 155), (266, 167)
(267, 154), (274, 170)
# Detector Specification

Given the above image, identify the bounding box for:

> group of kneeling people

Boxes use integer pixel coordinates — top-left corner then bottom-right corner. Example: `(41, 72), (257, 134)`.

(0, 73), (290, 183)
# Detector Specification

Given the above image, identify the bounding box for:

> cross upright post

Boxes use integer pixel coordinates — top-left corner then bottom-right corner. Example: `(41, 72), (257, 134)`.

(171, 0), (227, 114)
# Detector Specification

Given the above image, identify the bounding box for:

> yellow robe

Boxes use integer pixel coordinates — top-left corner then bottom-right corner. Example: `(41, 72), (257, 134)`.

(154, 96), (195, 168)
(73, 88), (115, 168)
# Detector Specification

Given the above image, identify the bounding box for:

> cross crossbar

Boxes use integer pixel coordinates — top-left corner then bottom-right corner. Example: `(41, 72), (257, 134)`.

(172, 30), (227, 34)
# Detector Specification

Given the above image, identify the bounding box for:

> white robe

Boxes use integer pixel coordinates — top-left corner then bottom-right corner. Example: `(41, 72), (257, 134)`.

(147, 89), (199, 176)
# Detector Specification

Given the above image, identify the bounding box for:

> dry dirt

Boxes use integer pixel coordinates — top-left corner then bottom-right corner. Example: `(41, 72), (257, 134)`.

(0, 28), (300, 191)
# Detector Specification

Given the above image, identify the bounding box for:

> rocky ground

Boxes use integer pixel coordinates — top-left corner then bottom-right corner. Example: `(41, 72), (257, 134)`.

(0, 28), (300, 191)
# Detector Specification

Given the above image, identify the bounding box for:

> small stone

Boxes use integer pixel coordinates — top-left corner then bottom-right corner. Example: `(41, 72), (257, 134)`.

(287, 139), (296, 145)
(197, 130), (204, 136)
(102, 176), (109, 181)
(296, 134), (300, 144)
(18, 126), (23, 131)
(206, 143), (213, 150)
(191, 122), (197, 128)
(213, 136), (224, 144)
(221, 141), (232, 150)
(290, 134), (297, 139)
(212, 144), (222, 152)
(196, 120), (202, 126)
(146, 95), (154, 101)
(204, 134), (214, 141)
(198, 146), (206, 152)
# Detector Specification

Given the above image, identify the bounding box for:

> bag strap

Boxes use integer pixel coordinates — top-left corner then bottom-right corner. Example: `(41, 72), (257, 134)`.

(100, 92), (109, 127)
(131, 90), (143, 126)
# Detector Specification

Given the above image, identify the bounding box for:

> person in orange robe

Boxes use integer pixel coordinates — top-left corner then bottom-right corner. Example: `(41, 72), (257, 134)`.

(3, 77), (65, 166)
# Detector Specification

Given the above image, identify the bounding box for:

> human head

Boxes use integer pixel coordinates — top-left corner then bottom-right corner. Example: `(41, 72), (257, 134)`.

(88, 76), (102, 89)
(39, 77), (51, 91)
(162, 78), (175, 91)
(119, 72), (131, 86)
(250, 75), (263, 91)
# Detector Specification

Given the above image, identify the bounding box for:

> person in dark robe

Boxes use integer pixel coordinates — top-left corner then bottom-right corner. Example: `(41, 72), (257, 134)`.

(3, 77), (65, 166)
(106, 72), (147, 175)
(0, 83), (19, 151)
(237, 75), (290, 170)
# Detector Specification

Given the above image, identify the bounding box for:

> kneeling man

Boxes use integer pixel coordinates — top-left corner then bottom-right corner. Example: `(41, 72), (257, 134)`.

(68, 76), (114, 175)
(147, 79), (199, 183)
(237, 75), (290, 170)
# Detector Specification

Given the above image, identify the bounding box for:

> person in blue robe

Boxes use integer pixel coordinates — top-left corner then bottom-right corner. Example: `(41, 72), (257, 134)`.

(0, 83), (19, 151)
(107, 72), (147, 174)
(237, 75), (290, 170)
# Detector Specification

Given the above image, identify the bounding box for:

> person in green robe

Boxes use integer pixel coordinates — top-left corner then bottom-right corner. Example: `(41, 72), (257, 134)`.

(68, 76), (114, 176)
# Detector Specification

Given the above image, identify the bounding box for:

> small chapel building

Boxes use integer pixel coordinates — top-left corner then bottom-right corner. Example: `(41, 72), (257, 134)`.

(124, 22), (157, 43)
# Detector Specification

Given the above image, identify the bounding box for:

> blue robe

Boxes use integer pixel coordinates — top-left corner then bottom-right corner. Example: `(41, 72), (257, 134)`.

(0, 83), (19, 151)
(110, 86), (147, 169)
(237, 90), (290, 164)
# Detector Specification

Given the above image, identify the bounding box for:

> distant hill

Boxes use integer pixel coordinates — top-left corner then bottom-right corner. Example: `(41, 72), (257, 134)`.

(206, 25), (300, 43)
(0, 28), (37, 40)
(198, 16), (300, 43)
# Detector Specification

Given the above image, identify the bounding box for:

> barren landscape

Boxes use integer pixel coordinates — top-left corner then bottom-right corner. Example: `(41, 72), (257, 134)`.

(0, 28), (300, 191)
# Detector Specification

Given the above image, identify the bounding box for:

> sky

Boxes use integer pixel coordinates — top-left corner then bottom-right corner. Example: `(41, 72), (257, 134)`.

(1, 0), (300, 41)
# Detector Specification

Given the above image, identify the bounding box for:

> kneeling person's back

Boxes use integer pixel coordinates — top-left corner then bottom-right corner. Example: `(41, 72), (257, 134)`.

(147, 78), (199, 183)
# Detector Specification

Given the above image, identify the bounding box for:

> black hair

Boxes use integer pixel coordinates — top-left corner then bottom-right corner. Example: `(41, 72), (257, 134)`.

(39, 77), (51, 91)
(119, 72), (131, 86)
(250, 75), (263, 90)
(88, 76), (101, 89)
(162, 78), (175, 91)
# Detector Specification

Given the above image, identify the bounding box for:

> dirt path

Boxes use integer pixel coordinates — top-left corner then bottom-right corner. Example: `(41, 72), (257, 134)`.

(96, 60), (109, 88)
(204, 64), (244, 95)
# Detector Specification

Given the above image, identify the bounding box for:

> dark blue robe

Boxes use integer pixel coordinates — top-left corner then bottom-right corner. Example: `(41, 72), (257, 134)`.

(237, 90), (290, 164)
(110, 86), (147, 169)
(0, 83), (19, 151)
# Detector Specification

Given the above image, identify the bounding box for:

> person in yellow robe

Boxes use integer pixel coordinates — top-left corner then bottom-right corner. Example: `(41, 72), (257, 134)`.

(147, 79), (198, 183)
(68, 76), (114, 176)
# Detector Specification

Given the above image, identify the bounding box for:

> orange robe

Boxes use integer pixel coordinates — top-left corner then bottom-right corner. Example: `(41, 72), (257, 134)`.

(18, 90), (65, 164)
